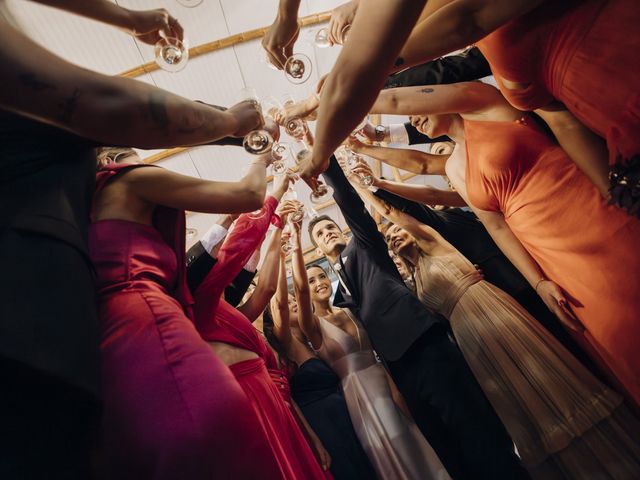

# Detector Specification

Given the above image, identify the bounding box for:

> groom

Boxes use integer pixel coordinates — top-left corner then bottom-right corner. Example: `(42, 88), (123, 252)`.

(308, 155), (527, 480)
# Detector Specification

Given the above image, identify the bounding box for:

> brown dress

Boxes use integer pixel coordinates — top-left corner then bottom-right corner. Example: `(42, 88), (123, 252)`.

(316, 313), (450, 480)
(414, 250), (640, 479)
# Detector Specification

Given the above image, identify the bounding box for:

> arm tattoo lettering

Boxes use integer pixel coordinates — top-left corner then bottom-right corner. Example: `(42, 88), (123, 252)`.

(420, 88), (434, 94)
(56, 88), (81, 125)
(18, 74), (57, 92)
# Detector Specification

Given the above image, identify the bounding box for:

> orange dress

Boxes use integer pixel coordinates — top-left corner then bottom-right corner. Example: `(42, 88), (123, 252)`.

(477, 0), (640, 165)
(464, 116), (640, 406)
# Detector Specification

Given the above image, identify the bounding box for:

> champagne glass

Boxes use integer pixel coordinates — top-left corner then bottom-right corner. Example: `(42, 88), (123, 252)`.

(306, 25), (351, 48)
(281, 223), (296, 255)
(281, 187), (305, 223)
(284, 53), (313, 85)
(239, 87), (273, 155)
(154, 35), (189, 72)
(176, 0), (203, 7)
(309, 180), (334, 205)
(271, 142), (291, 176)
(336, 146), (374, 187)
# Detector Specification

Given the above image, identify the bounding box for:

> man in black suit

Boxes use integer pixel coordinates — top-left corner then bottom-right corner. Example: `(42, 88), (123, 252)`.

(308, 156), (527, 480)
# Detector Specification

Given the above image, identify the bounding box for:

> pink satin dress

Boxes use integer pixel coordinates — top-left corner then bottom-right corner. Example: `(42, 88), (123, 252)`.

(89, 163), (282, 479)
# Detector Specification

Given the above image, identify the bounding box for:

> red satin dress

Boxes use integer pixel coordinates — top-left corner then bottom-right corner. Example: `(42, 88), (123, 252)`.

(89, 163), (281, 479)
(193, 200), (331, 480)
(464, 117), (640, 406)
(477, 0), (640, 164)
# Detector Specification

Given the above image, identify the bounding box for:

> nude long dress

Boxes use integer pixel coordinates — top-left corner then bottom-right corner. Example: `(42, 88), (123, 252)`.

(316, 313), (450, 480)
(414, 249), (640, 479)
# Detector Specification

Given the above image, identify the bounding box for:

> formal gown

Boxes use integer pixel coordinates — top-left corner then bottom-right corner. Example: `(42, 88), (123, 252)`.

(193, 201), (329, 480)
(414, 250), (640, 479)
(315, 313), (451, 480)
(477, 0), (640, 165)
(464, 116), (640, 405)
(291, 357), (377, 480)
(89, 164), (281, 479)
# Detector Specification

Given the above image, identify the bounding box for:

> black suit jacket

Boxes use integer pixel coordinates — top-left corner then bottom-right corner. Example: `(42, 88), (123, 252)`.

(186, 240), (256, 307)
(323, 157), (443, 361)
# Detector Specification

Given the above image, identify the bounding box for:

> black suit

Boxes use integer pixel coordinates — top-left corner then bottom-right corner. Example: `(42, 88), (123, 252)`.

(186, 239), (256, 307)
(323, 157), (527, 480)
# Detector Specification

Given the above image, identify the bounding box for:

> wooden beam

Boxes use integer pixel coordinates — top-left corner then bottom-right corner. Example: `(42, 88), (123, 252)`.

(120, 11), (332, 78)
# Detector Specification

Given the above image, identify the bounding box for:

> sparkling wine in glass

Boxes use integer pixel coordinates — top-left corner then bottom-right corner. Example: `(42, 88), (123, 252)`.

(154, 36), (189, 72)
(239, 87), (273, 155)
(284, 53), (313, 85)
(313, 28), (331, 48)
(309, 180), (334, 205)
(271, 142), (291, 176)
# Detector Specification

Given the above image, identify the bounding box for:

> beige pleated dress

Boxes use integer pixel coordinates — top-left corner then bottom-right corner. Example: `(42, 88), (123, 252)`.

(414, 250), (640, 479)
(316, 313), (450, 480)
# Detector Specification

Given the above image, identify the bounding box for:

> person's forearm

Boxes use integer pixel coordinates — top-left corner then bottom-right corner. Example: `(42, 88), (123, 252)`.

(30, 0), (133, 29)
(237, 229), (281, 321)
(355, 143), (446, 174)
(394, 0), (545, 73)
(310, 0), (426, 173)
(377, 179), (466, 207)
(277, 0), (301, 18)
(476, 212), (545, 289)
(0, 22), (245, 149)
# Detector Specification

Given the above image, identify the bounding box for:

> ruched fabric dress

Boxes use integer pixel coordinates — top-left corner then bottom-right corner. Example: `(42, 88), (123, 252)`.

(464, 116), (640, 405)
(316, 313), (451, 480)
(414, 249), (640, 479)
(477, 0), (640, 165)
(192, 201), (329, 480)
(89, 164), (281, 479)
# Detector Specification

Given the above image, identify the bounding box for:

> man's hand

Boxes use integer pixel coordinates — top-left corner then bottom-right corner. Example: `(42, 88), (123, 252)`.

(262, 15), (299, 70)
(226, 101), (264, 137)
(328, 0), (359, 45)
(298, 152), (328, 191)
(128, 8), (184, 45)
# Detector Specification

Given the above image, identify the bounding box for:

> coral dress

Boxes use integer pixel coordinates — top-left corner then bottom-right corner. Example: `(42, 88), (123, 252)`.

(316, 313), (451, 480)
(477, 0), (640, 164)
(414, 250), (640, 479)
(89, 164), (281, 479)
(464, 117), (640, 405)
(193, 201), (330, 480)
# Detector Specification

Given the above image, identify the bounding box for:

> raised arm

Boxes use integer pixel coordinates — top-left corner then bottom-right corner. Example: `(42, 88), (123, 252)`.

(350, 161), (466, 207)
(321, 155), (388, 251)
(346, 136), (449, 175)
(290, 220), (323, 350)
(0, 19), (261, 149)
(236, 228), (282, 322)
(300, 0), (427, 181)
(353, 180), (447, 253)
(109, 155), (271, 215)
(270, 249), (293, 350)
(262, 0), (301, 69)
(396, 0), (546, 72)
(370, 82), (505, 117)
(27, 0), (184, 44)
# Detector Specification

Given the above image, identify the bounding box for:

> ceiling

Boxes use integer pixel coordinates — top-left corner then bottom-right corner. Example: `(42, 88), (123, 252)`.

(6, 0), (446, 258)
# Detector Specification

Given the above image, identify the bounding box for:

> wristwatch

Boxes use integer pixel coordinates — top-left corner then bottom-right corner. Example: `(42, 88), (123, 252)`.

(374, 124), (387, 142)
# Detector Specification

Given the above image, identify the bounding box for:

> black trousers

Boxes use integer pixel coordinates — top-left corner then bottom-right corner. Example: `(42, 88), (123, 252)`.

(0, 356), (100, 480)
(387, 327), (529, 480)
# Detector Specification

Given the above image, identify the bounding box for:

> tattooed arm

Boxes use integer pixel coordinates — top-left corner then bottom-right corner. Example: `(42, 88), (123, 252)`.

(0, 19), (261, 149)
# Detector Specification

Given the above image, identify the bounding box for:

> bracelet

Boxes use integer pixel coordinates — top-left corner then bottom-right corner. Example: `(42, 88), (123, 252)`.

(534, 278), (546, 293)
